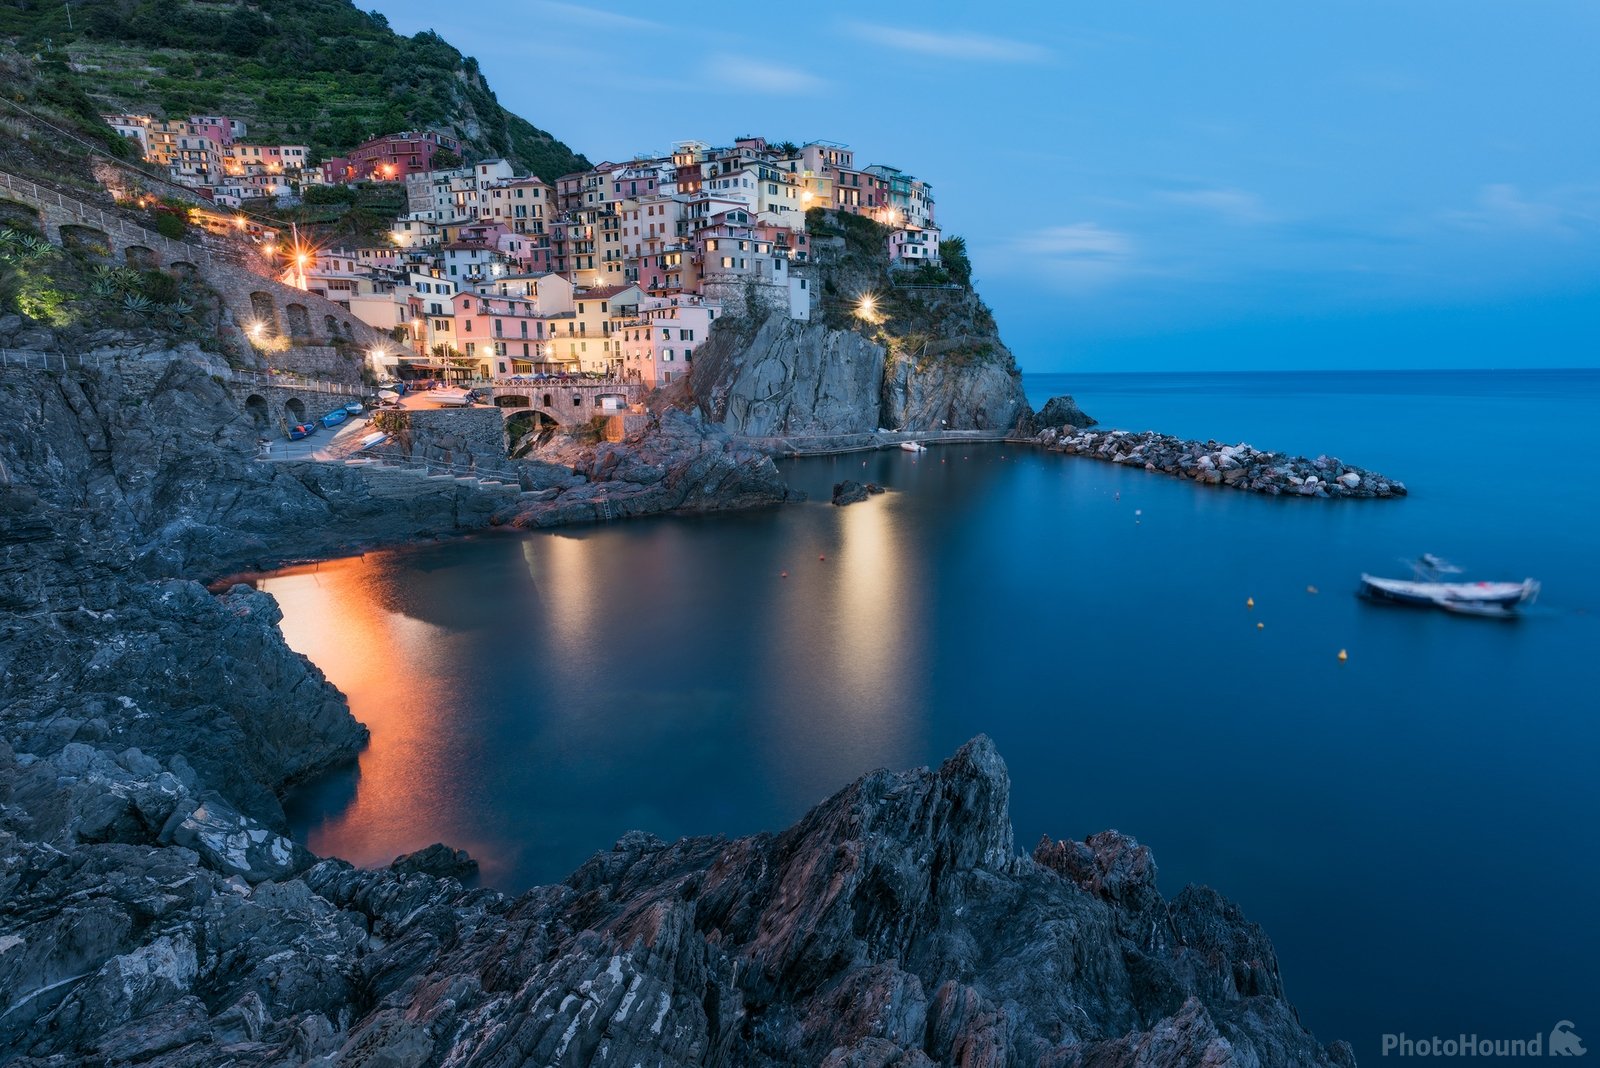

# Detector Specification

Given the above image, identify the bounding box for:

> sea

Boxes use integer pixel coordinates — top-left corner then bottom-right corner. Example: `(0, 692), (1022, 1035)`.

(264, 368), (1600, 1063)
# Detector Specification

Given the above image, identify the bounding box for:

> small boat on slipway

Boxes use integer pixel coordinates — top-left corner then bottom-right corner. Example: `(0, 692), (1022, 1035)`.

(1360, 555), (1539, 619)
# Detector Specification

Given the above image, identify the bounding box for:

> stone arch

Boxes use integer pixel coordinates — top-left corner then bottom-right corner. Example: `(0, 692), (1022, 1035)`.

(495, 394), (531, 408)
(169, 260), (200, 279)
(339, 319), (353, 337)
(542, 393), (553, 408)
(596, 392), (626, 412)
(284, 303), (312, 339)
(285, 397), (306, 423)
(507, 409), (558, 457)
(248, 292), (279, 336)
(323, 314), (339, 337)
(245, 394), (270, 429)
(0, 198), (45, 233)
(59, 224), (112, 259)
(124, 244), (159, 270)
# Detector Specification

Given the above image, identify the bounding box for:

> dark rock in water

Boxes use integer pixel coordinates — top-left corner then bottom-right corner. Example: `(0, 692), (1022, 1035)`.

(391, 842), (478, 880)
(1037, 394), (1099, 429)
(831, 479), (882, 505)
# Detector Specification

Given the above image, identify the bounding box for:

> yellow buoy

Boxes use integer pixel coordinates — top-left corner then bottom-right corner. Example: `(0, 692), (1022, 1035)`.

(1246, 597), (1255, 608)
(1338, 649), (1348, 661)
(1256, 622), (1264, 630)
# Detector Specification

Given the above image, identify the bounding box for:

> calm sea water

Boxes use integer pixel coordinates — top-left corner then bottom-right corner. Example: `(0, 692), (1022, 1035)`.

(267, 369), (1600, 1062)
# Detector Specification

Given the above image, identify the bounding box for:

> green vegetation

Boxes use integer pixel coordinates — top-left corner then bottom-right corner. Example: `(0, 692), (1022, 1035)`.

(0, 0), (589, 180)
(0, 222), (224, 343)
(259, 181), (405, 245)
(804, 207), (1010, 374)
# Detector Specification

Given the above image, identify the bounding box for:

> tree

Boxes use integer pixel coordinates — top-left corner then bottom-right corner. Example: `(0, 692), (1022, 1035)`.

(940, 236), (972, 287)
(431, 147), (463, 169)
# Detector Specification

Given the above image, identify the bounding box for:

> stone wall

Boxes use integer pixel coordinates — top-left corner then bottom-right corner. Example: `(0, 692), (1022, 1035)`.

(0, 170), (384, 369)
(371, 406), (508, 471)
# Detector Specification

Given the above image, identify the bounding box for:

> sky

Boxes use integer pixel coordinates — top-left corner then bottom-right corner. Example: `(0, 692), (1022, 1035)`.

(369, 0), (1600, 372)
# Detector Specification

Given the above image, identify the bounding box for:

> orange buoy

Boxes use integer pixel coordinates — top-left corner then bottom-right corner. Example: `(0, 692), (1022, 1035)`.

(819, 554), (825, 561)
(1246, 597), (1255, 608)
(781, 571), (788, 578)
(1338, 649), (1348, 661)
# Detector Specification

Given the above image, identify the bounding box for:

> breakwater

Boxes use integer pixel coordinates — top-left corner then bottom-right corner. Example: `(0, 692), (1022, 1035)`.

(1031, 424), (1407, 498)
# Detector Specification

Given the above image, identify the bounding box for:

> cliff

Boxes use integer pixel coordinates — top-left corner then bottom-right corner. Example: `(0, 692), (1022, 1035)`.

(684, 211), (1032, 441)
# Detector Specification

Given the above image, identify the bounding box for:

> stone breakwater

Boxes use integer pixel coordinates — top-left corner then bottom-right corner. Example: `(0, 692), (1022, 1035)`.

(1034, 425), (1408, 499)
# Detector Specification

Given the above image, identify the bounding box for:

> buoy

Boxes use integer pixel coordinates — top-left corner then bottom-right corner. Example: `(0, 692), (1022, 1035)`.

(1338, 649), (1348, 661)
(819, 554), (825, 561)
(1257, 622), (1264, 629)
(1135, 508), (1143, 516)
(781, 571), (788, 578)
(1246, 597), (1255, 608)
(1307, 585), (1319, 594)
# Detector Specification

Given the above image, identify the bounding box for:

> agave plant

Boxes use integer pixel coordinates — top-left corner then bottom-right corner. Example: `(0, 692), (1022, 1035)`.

(89, 278), (119, 298)
(120, 293), (154, 315)
(166, 299), (195, 316)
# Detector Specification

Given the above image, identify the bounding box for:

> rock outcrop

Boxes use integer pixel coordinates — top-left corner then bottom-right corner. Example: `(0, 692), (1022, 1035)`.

(882, 349), (1030, 433)
(1036, 394), (1098, 430)
(831, 479), (884, 505)
(687, 315), (888, 436)
(0, 731), (1353, 1066)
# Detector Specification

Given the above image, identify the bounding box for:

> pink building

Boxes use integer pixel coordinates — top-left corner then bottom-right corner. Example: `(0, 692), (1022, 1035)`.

(322, 130), (463, 184)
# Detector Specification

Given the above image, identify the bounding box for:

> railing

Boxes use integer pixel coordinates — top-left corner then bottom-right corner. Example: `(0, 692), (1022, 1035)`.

(229, 369), (365, 396)
(0, 171), (252, 273)
(338, 451), (531, 486)
(487, 376), (639, 389)
(0, 349), (364, 397)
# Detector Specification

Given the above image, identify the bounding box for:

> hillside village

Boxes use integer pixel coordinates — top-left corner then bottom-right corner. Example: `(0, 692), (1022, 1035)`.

(99, 115), (944, 389)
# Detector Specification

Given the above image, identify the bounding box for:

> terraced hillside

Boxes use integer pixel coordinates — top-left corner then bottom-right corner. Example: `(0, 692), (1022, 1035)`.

(0, 0), (589, 180)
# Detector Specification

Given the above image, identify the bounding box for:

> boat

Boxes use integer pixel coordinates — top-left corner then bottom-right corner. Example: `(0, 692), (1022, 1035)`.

(356, 431), (387, 451)
(429, 387), (473, 407)
(321, 408), (348, 429)
(1360, 555), (1539, 616)
(288, 422), (316, 440)
(343, 401), (364, 415)
(899, 441), (927, 453)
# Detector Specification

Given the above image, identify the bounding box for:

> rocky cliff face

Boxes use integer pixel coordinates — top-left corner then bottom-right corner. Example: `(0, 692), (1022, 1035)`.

(684, 212), (1032, 441)
(0, 735), (1353, 1066)
(686, 315), (887, 436)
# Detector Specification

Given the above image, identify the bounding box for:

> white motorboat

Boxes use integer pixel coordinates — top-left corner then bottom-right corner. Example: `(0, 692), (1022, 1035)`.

(428, 388), (474, 407)
(1360, 555), (1539, 616)
(899, 441), (927, 453)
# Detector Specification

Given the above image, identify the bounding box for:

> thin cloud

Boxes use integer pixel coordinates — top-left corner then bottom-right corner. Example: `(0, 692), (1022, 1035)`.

(845, 21), (1051, 63)
(1008, 224), (1137, 289)
(1160, 187), (1274, 224)
(714, 55), (828, 96)
(526, 1), (665, 31)
(1441, 183), (1600, 236)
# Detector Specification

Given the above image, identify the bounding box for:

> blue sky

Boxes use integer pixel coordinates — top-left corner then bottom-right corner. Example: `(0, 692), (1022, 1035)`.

(370, 0), (1599, 371)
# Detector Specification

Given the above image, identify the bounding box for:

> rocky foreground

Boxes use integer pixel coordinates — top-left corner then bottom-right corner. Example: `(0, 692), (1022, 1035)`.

(1031, 422), (1405, 500)
(1, 730), (1353, 1067)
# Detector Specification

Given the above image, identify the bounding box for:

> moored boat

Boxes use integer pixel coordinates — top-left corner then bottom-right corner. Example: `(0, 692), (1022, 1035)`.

(1360, 555), (1539, 616)
(899, 441), (927, 453)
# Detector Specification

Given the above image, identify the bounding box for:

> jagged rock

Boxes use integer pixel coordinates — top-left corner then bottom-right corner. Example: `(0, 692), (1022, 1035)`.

(1036, 394), (1099, 430)
(832, 479), (882, 505)
(391, 842), (478, 881)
